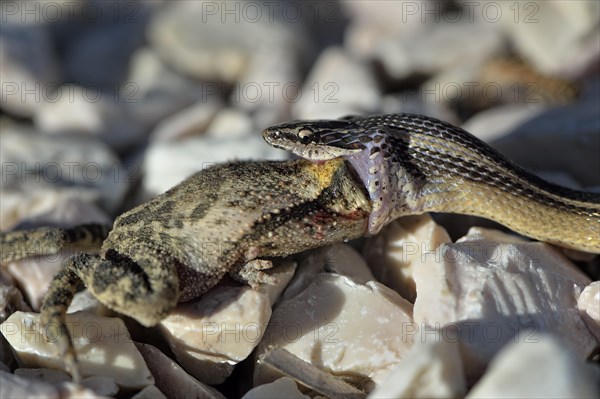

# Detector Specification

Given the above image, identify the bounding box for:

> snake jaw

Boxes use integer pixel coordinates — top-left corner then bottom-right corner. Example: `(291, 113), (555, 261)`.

(262, 125), (361, 160)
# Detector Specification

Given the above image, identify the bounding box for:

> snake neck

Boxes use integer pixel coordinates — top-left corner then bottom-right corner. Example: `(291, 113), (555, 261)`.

(347, 130), (600, 253)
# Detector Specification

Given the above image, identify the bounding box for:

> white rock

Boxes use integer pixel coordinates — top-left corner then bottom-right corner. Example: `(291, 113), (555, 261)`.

(233, 45), (302, 127)
(342, 0), (428, 59)
(456, 227), (530, 245)
(67, 291), (114, 318)
(5, 199), (110, 310)
(159, 284), (273, 385)
(0, 284), (31, 323)
(148, 1), (304, 83)
(135, 343), (226, 399)
(413, 236), (596, 383)
(369, 337), (466, 399)
(489, 91), (600, 187)
(363, 215), (451, 303)
(0, 120), (128, 213)
(0, 311), (154, 389)
(372, 21), (503, 80)
(58, 381), (110, 399)
(462, 104), (548, 143)
(0, 24), (61, 117)
(0, 187), (100, 232)
(132, 384), (167, 399)
(125, 47), (211, 129)
(242, 377), (309, 399)
(34, 85), (145, 151)
(157, 259), (292, 386)
(257, 274), (414, 388)
(578, 281), (600, 342)
(292, 47), (381, 120)
(150, 101), (221, 142)
(139, 134), (287, 200)
(496, 1), (600, 76)
(467, 334), (600, 398)
(0, 370), (59, 399)
(205, 108), (255, 139)
(279, 244), (374, 303)
(14, 368), (118, 397)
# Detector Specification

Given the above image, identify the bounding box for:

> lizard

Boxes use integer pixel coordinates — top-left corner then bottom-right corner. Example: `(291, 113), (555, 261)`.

(0, 158), (371, 381)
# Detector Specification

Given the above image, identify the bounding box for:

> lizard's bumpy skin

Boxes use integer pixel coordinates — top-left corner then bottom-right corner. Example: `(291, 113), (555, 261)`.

(262, 113), (600, 253)
(1, 158), (371, 380)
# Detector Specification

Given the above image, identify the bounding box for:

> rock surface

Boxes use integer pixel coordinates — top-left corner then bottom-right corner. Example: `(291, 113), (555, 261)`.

(159, 261), (295, 385)
(257, 273), (414, 389)
(363, 215), (451, 303)
(369, 337), (466, 399)
(0, 311), (153, 389)
(467, 334), (600, 398)
(413, 231), (596, 382)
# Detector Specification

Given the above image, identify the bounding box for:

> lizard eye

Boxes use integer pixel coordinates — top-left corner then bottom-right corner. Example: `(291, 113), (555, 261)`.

(298, 129), (313, 144)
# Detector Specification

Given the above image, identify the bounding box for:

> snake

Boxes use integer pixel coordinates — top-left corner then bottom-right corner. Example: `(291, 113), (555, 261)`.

(262, 113), (600, 254)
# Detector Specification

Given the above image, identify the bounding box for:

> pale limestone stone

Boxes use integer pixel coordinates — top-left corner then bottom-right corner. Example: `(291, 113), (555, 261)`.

(148, 1), (303, 83)
(578, 281), (600, 342)
(205, 108), (255, 139)
(489, 97), (600, 187)
(456, 227), (530, 245)
(125, 47), (209, 129)
(67, 291), (114, 317)
(0, 188), (99, 232)
(369, 336), (466, 399)
(242, 377), (309, 399)
(7, 252), (71, 312)
(0, 120), (127, 214)
(257, 274), (415, 388)
(57, 381), (110, 399)
(135, 343), (226, 399)
(413, 237), (596, 383)
(496, 1), (600, 76)
(5, 199), (110, 311)
(292, 47), (380, 120)
(140, 134), (286, 200)
(132, 385), (167, 399)
(34, 85), (145, 151)
(342, 0), (428, 60)
(0, 370), (59, 399)
(0, 23), (61, 118)
(159, 285), (273, 385)
(467, 334), (600, 398)
(233, 45), (301, 127)
(279, 244), (374, 303)
(0, 311), (153, 389)
(372, 21), (503, 80)
(149, 101), (221, 142)
(0, 284), (31, 323)
(14, 368), (119, 397)
(462, 104), (547, 143)
(363, 215), (451, 303)
(13, 367), (70, 384)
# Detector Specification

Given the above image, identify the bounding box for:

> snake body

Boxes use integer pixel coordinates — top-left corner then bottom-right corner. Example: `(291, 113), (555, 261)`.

(262, 113), (600, 253)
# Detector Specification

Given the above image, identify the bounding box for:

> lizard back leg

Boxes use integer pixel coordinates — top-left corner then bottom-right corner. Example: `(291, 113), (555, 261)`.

(1, 224), (111, 263)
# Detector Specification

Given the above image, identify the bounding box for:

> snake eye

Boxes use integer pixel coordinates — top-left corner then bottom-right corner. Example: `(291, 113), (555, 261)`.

(298, 129), (313, 144)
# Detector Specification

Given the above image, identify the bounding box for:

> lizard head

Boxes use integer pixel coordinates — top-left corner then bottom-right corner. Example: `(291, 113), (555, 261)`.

(262, 119), (364, 160)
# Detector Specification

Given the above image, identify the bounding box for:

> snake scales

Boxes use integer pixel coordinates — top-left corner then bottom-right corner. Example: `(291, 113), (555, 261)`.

(262, 113), (600, 254)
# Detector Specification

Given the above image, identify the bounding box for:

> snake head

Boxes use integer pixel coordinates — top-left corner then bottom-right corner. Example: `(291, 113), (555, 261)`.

(262, 119), (364, 160)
